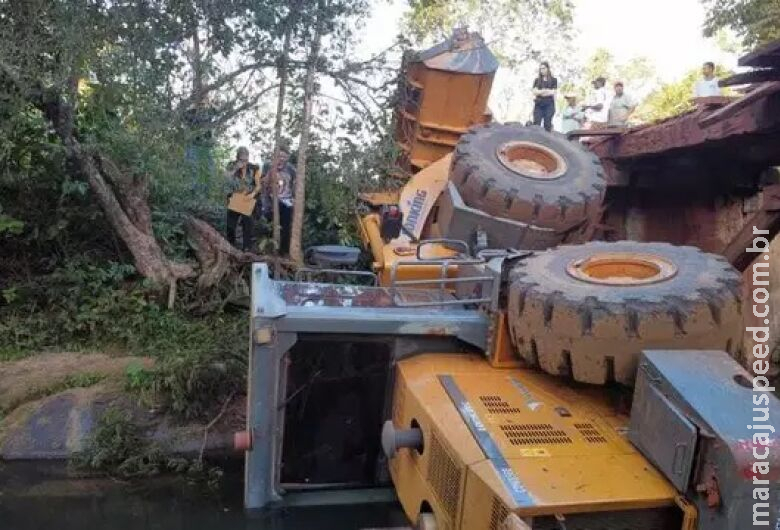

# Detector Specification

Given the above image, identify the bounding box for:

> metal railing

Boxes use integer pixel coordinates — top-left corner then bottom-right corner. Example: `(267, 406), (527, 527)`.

(388, 239), (497, 308)
(294, 268), (379, 286)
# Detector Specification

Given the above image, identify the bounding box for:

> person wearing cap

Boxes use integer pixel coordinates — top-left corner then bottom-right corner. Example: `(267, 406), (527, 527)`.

(582, 77), (609, 128)
(608, 81), (637, 128)
(561, 94), (586, 134)
(224, 146), (261, 250)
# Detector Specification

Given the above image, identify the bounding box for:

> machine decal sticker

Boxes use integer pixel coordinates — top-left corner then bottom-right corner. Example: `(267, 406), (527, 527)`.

(509, 377), (542, 411)
(402, 189), (428, 235)
(439, 375), (536, 508)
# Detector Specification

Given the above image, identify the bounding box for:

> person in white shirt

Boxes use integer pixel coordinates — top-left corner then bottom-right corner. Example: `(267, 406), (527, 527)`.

(561, 94), (586, 134)
(694, 62), (721, 98)
(583, 77), (609, 128)
(608, 82), (637, 128)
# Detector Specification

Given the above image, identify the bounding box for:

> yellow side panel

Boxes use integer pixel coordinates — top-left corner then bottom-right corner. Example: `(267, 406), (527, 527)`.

(419, 70), (494, 130)
(393, 355), (679, 529)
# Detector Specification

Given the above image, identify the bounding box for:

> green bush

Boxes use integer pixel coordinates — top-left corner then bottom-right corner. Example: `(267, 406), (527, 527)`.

(0, 259), (247, 420)
(74, 407), (166, 478)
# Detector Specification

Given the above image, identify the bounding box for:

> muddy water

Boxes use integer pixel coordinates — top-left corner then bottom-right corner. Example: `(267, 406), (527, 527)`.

(0, 461), (408, 530)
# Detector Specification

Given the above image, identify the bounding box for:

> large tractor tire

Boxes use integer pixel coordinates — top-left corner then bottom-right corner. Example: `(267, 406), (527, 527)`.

(507, 241), (743, 385)
(450, 123), (605, 232)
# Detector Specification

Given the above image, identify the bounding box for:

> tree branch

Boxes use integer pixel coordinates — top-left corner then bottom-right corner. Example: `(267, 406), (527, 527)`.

(175, 60), (276, 113)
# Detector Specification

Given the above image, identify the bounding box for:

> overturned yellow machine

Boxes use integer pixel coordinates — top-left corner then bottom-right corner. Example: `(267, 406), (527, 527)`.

(241, 30), (780, 530)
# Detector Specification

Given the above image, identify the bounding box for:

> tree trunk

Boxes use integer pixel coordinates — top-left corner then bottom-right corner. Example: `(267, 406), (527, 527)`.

(70, 140), (195, 284)
(289, 1), (325, 265)
(191, 21), (204, 106)
(270, 22), (293, 259)
(35, 89), (266, 289)
(184, 216), (289, 290)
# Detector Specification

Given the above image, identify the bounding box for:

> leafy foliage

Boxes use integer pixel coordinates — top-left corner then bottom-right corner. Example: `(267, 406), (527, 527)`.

(702, 0), (780, 48)
(634, 65), (734, 123)
(75, 406), (225, 487)
(570, 48), (659, 100)
(0, 0), (396, 424)
(74, 407), (167, 478)
(0, 258), (245, 419)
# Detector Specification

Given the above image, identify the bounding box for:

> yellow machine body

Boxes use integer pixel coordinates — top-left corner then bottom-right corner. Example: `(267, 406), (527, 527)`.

(389, 354), (684, 530)
(358, 155), (457, 287)
(359, 115), (694, 530)
(356, 31), (702, 530)
(396, 32), (496, 173)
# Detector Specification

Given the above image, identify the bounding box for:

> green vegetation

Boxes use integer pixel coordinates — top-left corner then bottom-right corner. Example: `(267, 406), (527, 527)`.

(0, 0), (397, 426)
(74, 407), (166, 478)
(74, 406), (224, 488)
(635, 65), (735, 123)
(702, 0), (780, 47)
(0, 258), (246, 419)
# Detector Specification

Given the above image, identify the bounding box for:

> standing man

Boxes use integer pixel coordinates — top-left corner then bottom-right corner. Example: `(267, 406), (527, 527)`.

(694, 61), (721, 98)
(582, 77), (609, 128)
(531, 62), (558, 132)
(561, 94), (586, 134)
(608, 82), (637, 128)
(262, 146), (296, 255)
(224, 147), (261, 251)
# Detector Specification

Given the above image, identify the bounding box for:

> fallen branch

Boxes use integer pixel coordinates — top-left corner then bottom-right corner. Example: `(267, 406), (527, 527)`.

(184, 216), (294, 290)
(199, 391), (236, 463)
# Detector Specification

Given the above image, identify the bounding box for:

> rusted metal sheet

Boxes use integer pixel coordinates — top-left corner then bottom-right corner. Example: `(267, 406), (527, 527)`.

(621, 191), (746, 253)
(591, 83), (780, 161)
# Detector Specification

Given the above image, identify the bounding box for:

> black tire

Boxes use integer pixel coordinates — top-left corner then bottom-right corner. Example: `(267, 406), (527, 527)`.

(507, 241), (743, 385)
(450, 123), (605, 232)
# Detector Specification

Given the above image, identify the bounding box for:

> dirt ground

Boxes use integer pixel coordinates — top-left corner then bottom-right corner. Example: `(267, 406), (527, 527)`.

(0, 352), (152, 415)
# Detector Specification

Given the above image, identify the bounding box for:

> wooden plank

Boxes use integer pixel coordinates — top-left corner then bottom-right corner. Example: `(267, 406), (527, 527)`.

(739, 39), (780, 68)
(720, 69), (780, 87)
(722, 209), (780, 271)
(698, 82), (780, 127)
(722, 186), (780, 272)
(693, 96), (735, 108)
(761, 184), (780, 211)
(566, 128), (624, 138)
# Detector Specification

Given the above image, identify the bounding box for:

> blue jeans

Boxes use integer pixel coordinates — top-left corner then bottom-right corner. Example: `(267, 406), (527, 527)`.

(533, 100), (555, 132)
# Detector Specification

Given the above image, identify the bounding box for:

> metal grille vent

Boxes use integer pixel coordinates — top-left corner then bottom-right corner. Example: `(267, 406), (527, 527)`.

(480, 395), (522, 414)
(574, 422), (607, 443)
(500, 423), (572, 445)
(427, 433), (462, 522)
(489, 496), (509, 530)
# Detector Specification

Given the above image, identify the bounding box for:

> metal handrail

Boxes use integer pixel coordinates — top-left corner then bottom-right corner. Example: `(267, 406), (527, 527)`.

(415, 238), (471, 260)
(389, 243), (496, 308)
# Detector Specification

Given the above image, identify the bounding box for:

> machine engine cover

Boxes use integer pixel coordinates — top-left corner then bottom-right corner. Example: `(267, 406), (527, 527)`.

(630, 350), (780, 530)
